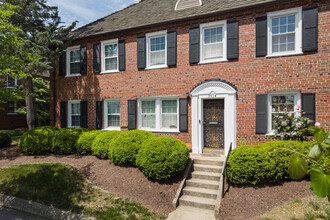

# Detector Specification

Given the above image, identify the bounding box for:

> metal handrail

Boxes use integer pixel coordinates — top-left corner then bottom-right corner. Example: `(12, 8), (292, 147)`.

(222, 142), (232, 198)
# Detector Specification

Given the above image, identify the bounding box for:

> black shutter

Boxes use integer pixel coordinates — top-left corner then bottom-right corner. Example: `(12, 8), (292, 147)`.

(96, 101), (103, 130)
(302, 7), (318, 52)
(119, 40), (126, 71)
(60, 101), (67, 128)
(256, 16), (267, 57)
(302, 93), (315, 121)
(227, 20), (239, 59)
(167, 31), (177, 66)
(59, 53), (66, 76)
(93, 43), (101, 73)
(80, 46), (87, 75)
(189, 27), (200, 64)
(137, 36), (146, 69)
(128, 100), (136, 130)
(80, 101), (88, 128)
(256, 94), (268, 134)
(179, 98), (188, 132)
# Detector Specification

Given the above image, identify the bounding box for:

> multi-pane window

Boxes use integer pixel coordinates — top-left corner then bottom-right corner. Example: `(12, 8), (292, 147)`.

(6, 75), (17, 88)
(101, 39), (118, 73)
(7, 101), (17, 114)
(146, 31), (167, 68)
(70, 102), (81, 127)
(107, 101), (120, 128)
(203, 26), (223, 60)
(139, 98), (179, 131)
(69, 50), (80, 75)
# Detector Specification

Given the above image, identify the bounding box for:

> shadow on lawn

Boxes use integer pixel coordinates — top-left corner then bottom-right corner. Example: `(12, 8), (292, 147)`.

(0, 163), (93, 213)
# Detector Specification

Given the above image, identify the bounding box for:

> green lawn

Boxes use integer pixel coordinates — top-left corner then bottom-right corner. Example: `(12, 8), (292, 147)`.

(2, 129), (26, 142)
(0, 163), (163, 220)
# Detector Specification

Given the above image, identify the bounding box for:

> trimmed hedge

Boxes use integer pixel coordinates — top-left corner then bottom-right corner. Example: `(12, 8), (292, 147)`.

(0, 131), (11, 148)
(18, 126), (58, 155)
(225, 141), (315, 185)
(91, 131), (122, 159)
(52, 127), (89, 154)
(76, 130), (104, 155)
(136, 136), (189, 180)
(109, 130), (155, 165)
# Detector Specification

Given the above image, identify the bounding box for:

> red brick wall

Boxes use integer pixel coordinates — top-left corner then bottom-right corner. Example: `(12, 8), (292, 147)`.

(0, 103), (27, 130)
(50, 0), (330, 145)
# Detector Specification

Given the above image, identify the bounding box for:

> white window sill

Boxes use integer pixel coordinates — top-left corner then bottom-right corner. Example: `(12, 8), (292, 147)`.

(7, 87), (17, 89)
(65, 74), (81, 77)
(266, 131), (275, 136)
(102, 127), (121, 131)
(139, 128), (180, 133)
(199, 58), (228, 65)
(266, 52), (303, 58)
(145, 65), (168, 70)
(101, 70), (119, 74)
(7, 113), (18, 115)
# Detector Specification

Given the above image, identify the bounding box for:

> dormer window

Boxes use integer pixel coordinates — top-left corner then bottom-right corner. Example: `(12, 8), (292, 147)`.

(175, 0), (202, 11)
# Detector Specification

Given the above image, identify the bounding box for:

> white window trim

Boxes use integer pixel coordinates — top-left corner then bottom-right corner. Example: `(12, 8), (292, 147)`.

(101, 39), (119, 74)
(6, 74), (17, 89)
(66, 45), (81, 77)
(137, 96), (179, 133)
(146, 30), (168, 70)
(103, 98), (121, 131)
(267, 91), (301, 135)
(175, 0), (202, 11)
(68, 100), (81, 127)
(199, 20), (227, 64)
(267, 7), (303, 57)
(7, 101), (17, 115)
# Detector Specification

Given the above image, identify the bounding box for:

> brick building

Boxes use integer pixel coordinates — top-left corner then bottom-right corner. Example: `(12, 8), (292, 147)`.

(50, 0), (330, 154)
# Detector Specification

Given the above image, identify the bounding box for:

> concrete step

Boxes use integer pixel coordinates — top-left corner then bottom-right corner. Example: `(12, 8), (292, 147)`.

(202, 149), (224, 157)
(193, 157), (224, 166)
(186, 179), (220, 190)
(193, 164), (222, 173)
(183, 186), (218, 199)
(179, 195), (216, 210)
(190, 171), (221, 181)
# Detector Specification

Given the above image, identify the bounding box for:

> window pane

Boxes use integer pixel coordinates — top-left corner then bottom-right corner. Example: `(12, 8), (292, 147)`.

(142, 115), (155, 128)
(142, 101), (155, 113)
(7, 75), (16, 88)
(204, 27), (222, 44)
(108, 102), (120, 114)
(105, 44), (117, 57)
(150, 36), (165, 51)
(70, 63), (80, 74)
(287, 104), (294, 112)
(72, 116), (80, 127)
(71, 103), (80, 115)
(105, 58), (117, 70)
(287, 95), (294, 104)
(150, 51), (165, 66)
(204, 43), (223, 59)
(162, 100), (177, 113)
(108, 115), (120, 127)
(162, 114), (177, 129)
(7, 101), (16, 113)
(70, 50), (80, 62)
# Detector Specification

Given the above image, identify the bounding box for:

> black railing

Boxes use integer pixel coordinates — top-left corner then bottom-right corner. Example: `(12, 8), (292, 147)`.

(222, 142), (232, 198)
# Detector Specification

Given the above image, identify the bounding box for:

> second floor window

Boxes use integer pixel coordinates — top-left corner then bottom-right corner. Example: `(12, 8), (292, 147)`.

(101, 39), (119, 73)
(7, 101), (17, 114)
(146, 31), (167, 69)
(66, 46), (81, 76)
(7, 75), (17, 89)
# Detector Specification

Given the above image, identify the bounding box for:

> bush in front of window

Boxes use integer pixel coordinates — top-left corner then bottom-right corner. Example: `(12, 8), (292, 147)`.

(0, 131), (12, 148)
(18, 126), (58, 155)
(225, 141), (314, 185)
(91, 131), (122, 159)
(52, 127), (89, 154)
(76, 130), (104, 155)
(136, 136), (189, 180)
(109, 130), (155, 165)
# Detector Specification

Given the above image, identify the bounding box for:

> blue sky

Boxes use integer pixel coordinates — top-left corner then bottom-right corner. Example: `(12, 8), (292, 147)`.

(47, 0), (139, 28)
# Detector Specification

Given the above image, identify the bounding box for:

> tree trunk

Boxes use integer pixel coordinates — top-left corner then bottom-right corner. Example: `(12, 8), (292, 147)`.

(23, 76), (37, 129)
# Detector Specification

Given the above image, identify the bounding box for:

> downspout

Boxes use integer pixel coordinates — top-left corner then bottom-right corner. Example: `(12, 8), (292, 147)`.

(52, 68), (56, 127)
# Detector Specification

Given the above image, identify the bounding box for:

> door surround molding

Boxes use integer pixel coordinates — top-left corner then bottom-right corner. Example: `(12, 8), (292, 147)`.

(191, 80), (237, 155)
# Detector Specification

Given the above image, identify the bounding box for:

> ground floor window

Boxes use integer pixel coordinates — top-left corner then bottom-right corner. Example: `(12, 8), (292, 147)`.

(68, 100), (81, 127)
(7, 101), (17, 114)
(104, 99), (120, 130)
(138, 97), (179, 132)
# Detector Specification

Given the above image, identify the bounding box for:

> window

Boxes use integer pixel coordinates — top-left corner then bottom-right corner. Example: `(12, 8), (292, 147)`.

(200, 20), (227, 63)
(146, 31), (167, 69)
(104, 100), (120, 130)
(66, 46), (81, 76)
(138, 97), (179, 132)
(101, 39), (118, 73)
(68, 100), (81, 127)
(7, 75), (17, 89)
(7, 101), (17, 114)
(267, 7), (302, 56)
(267, 92), (300, 132)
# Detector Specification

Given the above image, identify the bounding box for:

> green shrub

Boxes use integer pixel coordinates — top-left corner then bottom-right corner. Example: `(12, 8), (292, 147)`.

(0, 131), (11, 148)
(76, 130), (104, 155)
(91, 131), (122, 159)
(52, 127), (88, 154)
(109, 130), (155, 165)
(136, 136), (189, 180)
(225, 141), (313, 185)
(18, 126), (58, 155)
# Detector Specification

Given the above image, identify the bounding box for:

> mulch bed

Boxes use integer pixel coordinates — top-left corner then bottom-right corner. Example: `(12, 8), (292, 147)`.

(0, 145), (314, 219)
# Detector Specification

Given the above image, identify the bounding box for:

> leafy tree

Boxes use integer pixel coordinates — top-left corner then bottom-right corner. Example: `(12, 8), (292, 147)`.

(4, 0), (77, 129)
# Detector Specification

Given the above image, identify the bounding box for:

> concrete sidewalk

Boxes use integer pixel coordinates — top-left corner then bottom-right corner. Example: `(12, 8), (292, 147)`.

(167, 206), (215, 220)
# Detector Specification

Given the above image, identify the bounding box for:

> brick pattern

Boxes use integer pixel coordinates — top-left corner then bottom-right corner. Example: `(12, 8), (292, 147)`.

(50, 0), (330, 146)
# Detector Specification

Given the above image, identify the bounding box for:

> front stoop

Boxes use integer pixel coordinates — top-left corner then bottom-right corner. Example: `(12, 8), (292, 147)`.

(169, 153), (225, 219)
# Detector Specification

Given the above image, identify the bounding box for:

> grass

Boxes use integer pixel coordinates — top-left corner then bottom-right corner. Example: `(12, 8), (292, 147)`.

(0, 163), (164, 220)
(254, 196), (330, 220)
(2, 129), (26, 142)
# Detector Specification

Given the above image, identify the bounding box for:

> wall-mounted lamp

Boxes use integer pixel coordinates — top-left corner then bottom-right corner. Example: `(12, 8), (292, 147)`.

(186, 91), (190, 100)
